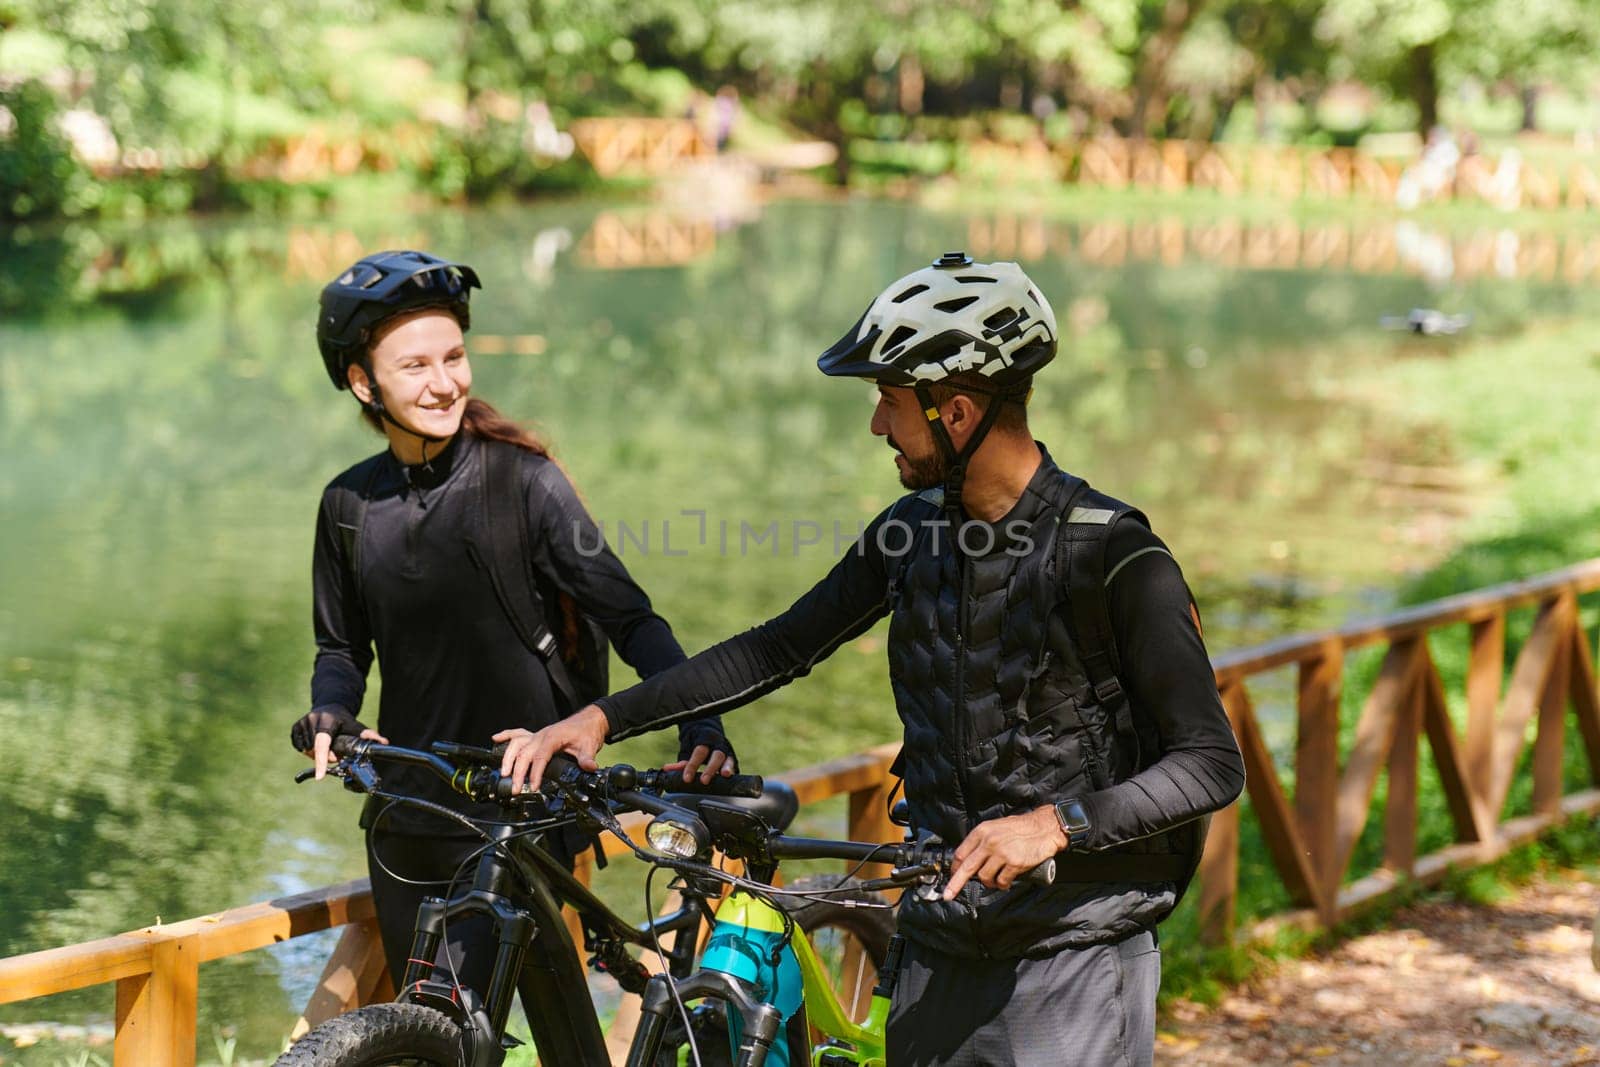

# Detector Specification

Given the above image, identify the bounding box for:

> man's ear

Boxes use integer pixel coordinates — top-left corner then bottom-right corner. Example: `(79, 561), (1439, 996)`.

(346, 362), (373, 404)
(942, 393), (981, 446)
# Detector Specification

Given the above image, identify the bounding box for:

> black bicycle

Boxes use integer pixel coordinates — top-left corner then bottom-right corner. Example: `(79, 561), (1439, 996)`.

(275, 737), (894, 1067)
(275, 737), (776, 1067)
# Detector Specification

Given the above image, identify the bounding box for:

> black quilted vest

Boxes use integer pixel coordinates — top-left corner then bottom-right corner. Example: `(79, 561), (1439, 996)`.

(889, 450), (1182, 959)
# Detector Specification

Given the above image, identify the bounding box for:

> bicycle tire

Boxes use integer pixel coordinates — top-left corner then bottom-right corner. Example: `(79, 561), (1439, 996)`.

(776, 875), (896, 1028)
(274, 1003), (465, 1067)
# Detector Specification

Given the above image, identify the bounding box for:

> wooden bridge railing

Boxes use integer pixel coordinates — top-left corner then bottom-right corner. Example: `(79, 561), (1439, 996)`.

(1197, 558), (1600, 940)
(569, 118), (713, 178)
(964, 135), (1600, 212)
(6, 562), (1600, 1062)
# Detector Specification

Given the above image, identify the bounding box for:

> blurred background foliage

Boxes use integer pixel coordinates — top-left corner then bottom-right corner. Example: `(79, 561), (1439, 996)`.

(3, 0), (1599, 220)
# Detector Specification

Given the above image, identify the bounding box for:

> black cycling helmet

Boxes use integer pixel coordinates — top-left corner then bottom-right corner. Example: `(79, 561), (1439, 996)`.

(317, 250), (481, 390)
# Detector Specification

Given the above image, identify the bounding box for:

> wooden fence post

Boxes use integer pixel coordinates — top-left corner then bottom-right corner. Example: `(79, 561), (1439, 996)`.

(114, 933), (198, 1066)
(1296, 643), (1342, 915)
(1383, 655), (1425, 875)
(1532, 597), (1577, 814)
(1466, 612), (1506, 808)
(846, 754), (900, 883)
(1197, 797), (1239, 947)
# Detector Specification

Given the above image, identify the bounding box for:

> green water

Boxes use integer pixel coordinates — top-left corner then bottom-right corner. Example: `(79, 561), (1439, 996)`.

(3, 196), (1597, 1058)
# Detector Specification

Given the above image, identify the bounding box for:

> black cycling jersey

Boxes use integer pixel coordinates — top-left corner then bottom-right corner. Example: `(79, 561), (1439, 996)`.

(311, 432), (723, 831)
(596, 450), (1241, 861)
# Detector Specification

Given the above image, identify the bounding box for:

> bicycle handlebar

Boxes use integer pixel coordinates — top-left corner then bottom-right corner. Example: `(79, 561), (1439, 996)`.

(305, 738), (1052, 888)
(764, 834), (1057, 888)
(310, 737), (761, 821)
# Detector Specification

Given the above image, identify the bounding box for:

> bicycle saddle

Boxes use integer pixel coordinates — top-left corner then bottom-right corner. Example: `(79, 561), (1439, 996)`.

(667, 779), (799, 833)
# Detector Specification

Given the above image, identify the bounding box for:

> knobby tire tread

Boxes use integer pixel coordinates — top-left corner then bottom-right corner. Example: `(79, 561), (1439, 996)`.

(274, 1002), (464, 1067)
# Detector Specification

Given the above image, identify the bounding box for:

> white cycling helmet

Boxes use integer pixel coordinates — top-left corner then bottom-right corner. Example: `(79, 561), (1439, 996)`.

(818, 252), (1057, 388)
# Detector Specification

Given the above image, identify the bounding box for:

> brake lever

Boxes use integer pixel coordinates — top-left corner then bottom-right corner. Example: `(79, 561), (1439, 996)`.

(295, 759), (359, 786)
(343, 760), (380, 795)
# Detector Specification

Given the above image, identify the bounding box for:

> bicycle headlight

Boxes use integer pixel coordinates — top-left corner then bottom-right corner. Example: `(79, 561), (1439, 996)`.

(645, 813), (708, 859)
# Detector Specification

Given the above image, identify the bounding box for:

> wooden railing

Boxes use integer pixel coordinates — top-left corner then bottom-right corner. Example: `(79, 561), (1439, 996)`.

(983, 137), (1600, 212)
(1196, 559), (1600, 941)
(6, 562), (1600, 1062)
(569, 118), (714, 178)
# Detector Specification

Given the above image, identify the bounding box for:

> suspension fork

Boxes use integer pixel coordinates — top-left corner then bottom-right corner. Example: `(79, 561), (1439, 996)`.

(626, 970), (785, 1067)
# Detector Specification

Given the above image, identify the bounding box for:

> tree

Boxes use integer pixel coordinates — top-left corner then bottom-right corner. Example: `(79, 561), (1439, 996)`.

(1316, 0), (1600, 135)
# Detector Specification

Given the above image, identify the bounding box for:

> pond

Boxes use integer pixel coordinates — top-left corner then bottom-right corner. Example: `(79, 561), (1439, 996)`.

(3, 194), (1597, 1059)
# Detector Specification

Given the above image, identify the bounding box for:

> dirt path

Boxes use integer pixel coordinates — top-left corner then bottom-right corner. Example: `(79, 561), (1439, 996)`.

(1158, 872), (1600, 1066)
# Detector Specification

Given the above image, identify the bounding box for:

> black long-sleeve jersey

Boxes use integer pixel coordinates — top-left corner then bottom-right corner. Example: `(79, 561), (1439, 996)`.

(596, 476), (1243, 857)
(310, 431), (723, 831)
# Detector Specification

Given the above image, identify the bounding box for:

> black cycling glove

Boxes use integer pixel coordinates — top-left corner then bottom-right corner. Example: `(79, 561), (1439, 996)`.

(675, 720), (737, 769)
(290, 705), (372, 753)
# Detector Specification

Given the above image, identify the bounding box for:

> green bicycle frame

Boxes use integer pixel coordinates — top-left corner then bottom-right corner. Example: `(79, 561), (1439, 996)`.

(702, 889), (889, 1067)
(791, 922), (889, 1067)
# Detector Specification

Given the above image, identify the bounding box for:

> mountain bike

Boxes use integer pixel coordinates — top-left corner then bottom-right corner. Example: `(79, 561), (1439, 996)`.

(621, 797), (1058, 1067)
(275, 737), (776, 1067)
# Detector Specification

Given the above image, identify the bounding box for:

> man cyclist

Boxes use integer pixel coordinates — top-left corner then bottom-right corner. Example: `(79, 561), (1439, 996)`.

(496, 253), (1245, 1065)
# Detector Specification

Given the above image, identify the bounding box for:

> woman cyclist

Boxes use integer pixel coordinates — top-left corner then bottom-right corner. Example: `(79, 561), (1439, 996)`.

(291, 249), (735, 1055)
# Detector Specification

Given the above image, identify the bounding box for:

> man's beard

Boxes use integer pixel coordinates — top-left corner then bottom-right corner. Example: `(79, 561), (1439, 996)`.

(890, 436), (947, 490)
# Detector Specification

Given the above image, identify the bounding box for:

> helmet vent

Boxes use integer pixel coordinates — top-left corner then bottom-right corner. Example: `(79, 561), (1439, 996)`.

(934, 295), (979, 313)
(984, 308), (1019, 330)
(891, 284), (930, 304)
(882, 325), (918, 355)
(955, 275), (997, 284)
(1026, 287), (1042, 305)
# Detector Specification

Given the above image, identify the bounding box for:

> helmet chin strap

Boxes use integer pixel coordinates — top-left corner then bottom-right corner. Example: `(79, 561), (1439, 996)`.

(363, 379), (452, 463)
(912, 383), (1011, 519)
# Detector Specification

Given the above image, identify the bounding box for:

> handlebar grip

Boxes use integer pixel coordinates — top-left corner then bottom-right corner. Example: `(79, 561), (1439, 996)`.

(1020, 857), (1057, 886)
(665, 772), (765, 799)
(331, 734), (362, 758)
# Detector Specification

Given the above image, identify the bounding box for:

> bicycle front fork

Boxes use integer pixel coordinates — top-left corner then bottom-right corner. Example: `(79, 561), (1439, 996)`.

(625, 970), (784, 1067)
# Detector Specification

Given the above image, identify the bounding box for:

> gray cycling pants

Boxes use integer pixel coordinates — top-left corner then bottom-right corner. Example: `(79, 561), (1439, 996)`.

(886, 930), (1160, 1067)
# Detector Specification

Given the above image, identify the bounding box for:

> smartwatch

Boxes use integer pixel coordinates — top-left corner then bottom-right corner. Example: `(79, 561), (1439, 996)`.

(1053, 797), (1089, 849)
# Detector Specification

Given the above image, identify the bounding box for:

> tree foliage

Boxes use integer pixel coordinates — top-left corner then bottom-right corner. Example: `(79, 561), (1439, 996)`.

(2, 0), (1597, 216)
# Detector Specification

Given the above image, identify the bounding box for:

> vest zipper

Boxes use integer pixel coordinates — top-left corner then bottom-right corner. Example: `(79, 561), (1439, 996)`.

(951, 547), (987, 952)
(953, 549), (975, 823)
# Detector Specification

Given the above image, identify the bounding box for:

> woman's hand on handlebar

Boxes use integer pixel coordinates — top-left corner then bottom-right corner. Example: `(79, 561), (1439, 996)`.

(942, 805), (1068, 900)
(290, 707), (388, 781)
(662, 746), (735, 784)
(493, 705), (610, 793)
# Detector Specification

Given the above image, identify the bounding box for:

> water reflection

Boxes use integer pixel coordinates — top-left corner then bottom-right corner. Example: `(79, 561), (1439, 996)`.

(964, 212), (1600, 286)
(2, 196), (1595, 1054)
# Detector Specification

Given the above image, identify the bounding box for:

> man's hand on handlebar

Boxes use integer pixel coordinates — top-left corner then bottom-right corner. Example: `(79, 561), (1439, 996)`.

(493, 705), (611, 794)
(942, 805), (1068, 900)
(290, 707), (388, 781)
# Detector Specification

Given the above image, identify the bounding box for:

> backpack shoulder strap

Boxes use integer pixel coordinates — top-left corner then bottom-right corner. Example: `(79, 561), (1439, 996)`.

(1054, 480), (1150, 760)
(330, 454), (384, 610)
(885, 487), (944, 602)
(476, 439), (583, 713)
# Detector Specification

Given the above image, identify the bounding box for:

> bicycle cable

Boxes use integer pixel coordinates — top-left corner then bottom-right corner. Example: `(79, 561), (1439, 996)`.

(646, 862), (703, 1067)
